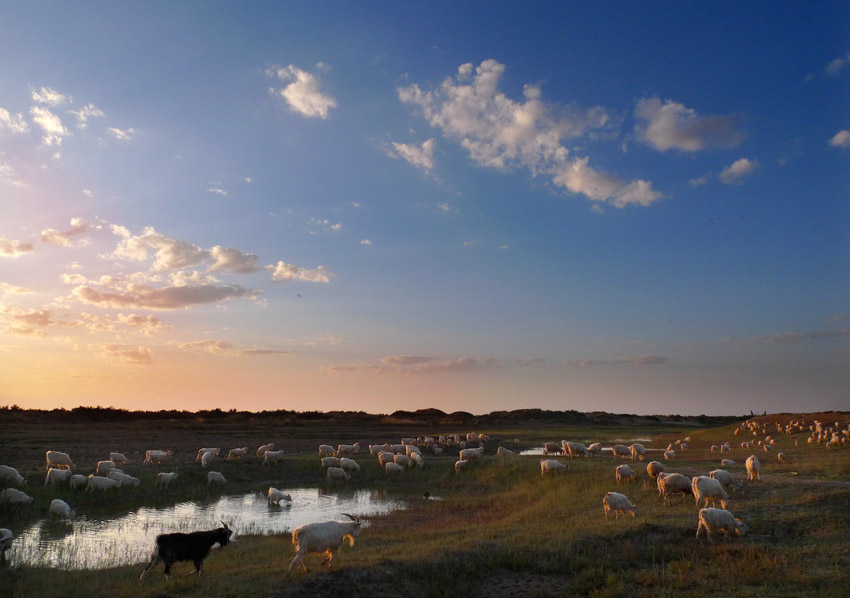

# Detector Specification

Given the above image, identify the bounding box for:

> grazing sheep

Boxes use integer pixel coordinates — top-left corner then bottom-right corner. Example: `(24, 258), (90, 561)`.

(459, 448), (484, 462)
(0, 465), (25, 486)
(45, 467), (73, 487)
(696, 508), (747, 541)
(0, 528), (12, 558)
(721, 459), (736, 467)
(777, 452), (787, 463)
(45, 450), (74, 471)
(393, 454), (412, 468)
(144, 450), (172, 464)
(49, 498), (74, 520)
(201, 451), (217, 469)
(496, 447), (516, 460)
(646, 461), (664, 480)
(409, 452), (424, 468)
(543, 442), (562, 456)
(196, 448), (220, 462)
(385, 462), (404, 475)
(96, 460), (117, 476)
(616, 464), (637, 484)
(337, 444), (358, 456)
(405, 446), (422, 457)
(207, 471), (227, 486)
(86, 475), (121, 493)
(108, 470), (141, 487)
(318, 444), (336, 457)
(540, 459), (568, 476)
(1, 488), (33, 507)
(454, 460), (468, 474)
(321, 457), (341, 470)
(603, 492), (637, 521)
(155, 472), (178, 491)
(227, 447), (248, 460)
(709, 469), (742, 494)
(263, 450), (285, 465)
(69, 474), (88, 490)
(109, 452), (129, 465)
(369, 444), (390, 455)
(612, 445), (631, 460)
(746, 455), (761, 481)
(664, 450), (676, 460)
(629, 443), (646, 463)
(692, 476), (730, 509)
(377, 452), (395, 467)
(256, 443), (275, 458)
(656, 472), (693, 505)
(268, 487), (292, 505)
(339, 458), (361, 472)
(587, 443), (602, 457)
(287, 515), (361, 575)
(326, 467), (350, 482)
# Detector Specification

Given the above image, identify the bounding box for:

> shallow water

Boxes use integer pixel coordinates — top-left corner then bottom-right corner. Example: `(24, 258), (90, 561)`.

(7, 488), (405, 570)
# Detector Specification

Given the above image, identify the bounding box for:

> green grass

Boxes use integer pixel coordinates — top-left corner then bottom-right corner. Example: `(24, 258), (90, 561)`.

(2, 418), (849, 597)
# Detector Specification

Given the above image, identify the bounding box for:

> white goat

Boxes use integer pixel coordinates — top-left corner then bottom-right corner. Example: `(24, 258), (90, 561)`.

(49, 498), (74, 519)
(45, 467), (73, 487)
(696, 507), (747, 540)
(108, 470), (141, 487)
(268, 487), (292, 505)
(154, 472), (178, 491)
(45, 450), (74, 471)
(692, 476), (729, 509)
(256, 443), (275, 458)
(746, 455), (761, 481)
(616, 464), (637, 484)
(263, 450), (285, 465)
(540, 459), (568, 476)
(603, 492), (637, 521)
(0, 465), (25, 486)
(288, 514), (362, 574)
(207, 471), (227, 486)
(109, 452), (128, 465)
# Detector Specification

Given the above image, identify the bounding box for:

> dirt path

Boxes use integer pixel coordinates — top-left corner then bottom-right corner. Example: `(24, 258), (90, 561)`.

(759, 473), (850, 488)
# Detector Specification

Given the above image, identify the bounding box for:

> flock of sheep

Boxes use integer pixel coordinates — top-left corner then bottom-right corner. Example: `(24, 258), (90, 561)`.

(0, 416), (847, 574)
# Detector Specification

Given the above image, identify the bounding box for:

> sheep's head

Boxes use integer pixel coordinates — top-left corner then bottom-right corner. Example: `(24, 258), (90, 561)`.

(219, 521), (234, 545)
(734, 519), (748, 536)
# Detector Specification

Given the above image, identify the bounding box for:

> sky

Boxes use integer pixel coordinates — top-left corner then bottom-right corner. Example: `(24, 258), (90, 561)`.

(0, 2), (848, 416)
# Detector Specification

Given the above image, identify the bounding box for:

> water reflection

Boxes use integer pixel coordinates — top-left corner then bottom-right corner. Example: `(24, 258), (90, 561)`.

(7, 488), (405, 570)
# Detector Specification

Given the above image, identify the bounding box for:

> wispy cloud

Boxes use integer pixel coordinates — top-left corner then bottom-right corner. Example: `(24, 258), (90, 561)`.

(634, 98), (744, 152)
(41, 217), (89, 246)
(68, 103), (104, 129)
(72, 280), (259, 311)
(267, 64), (336, 119)
(825, 51), (850, 76)
(30, 106), (69, 146)
(0, 235), (35, 258)
(328, 354), (503, 375)
(719, 158), (759, 184)
(91, 343), (153, 365)
(828, 130), (850, 149)
(0, 107), (29, 134)
(742, 329), (850, 345)
(31, 86), (69, 106)
(176, 339), (289, 357)
(399, 59), (661, 208)
(385, 138), (437, 171)
(108, 127), (135, 141)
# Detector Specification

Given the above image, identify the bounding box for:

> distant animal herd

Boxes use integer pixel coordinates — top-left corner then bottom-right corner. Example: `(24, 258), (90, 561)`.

(0, 417), (847, 578)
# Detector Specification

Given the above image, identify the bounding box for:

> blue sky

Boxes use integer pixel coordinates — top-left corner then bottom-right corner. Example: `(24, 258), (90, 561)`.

(0, 2), (848, 415)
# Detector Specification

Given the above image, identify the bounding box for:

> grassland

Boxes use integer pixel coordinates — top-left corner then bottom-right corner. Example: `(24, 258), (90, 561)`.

(1, 411), (848, 597)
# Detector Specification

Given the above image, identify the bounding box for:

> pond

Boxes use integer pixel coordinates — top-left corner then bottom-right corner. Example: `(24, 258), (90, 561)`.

(6, 488), (406, 570)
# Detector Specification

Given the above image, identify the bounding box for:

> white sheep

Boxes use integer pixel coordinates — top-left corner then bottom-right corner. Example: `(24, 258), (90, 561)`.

(369, 444), (390, 455)
(44, 467), (73, 487)
(108, 470), (141, 487)
(777, 452), (787, 463)
(321, 457), (341, 470)
(207, 471), (227, 486)
(326, 467), (350, 482)
(318, 444), (336, 457)
(540, 459), (568, 476)
(393, 454), (412, 468)
(692, 476), (730, 509)
(543, 442), (562, 456)
(746, 455), (761, 481)
(656, 472), (693, 505)
(709, 469), (742, 494)
(454, 460), (468, 474)
(496, 447), (516, 460)
(385, 462), (404, 475)
(377, 452), (395, 467)
(143, 449), (172, 464)
(45, 450), (74, 471)
(86, 475), (121, 493)
(696, 507), (747, 541)
(69, 474), (88, 490)
(616, 464), (637, 484)
(256, 443), (275, 458)
(459, 448), (484, 462)
(664, 450), (676, 460)
(337, 444), (357, 456)
(629, 443), (646, 462)
(612, 444), (631, 460)
(109, 452), (128, 465)
(405, 446), (422, 457)
(0, 488), (33, 507)
(603, 492), (637, 521)
(339, 458), (361, 473)
(268, 487), (292, 505)
(721, 459), (736, 467)
(0, 465), (25, 486)
(263, 450), (285, 465)
(227, 447), (248, 460)
(154, 472), (178, 491)
(196, 448), (221, 462)
(646, 461), (664, 480)
(96, 460), (117, 476)
(0, 528), (12, 557)
(201, 450), (217, 469)
(409, 452), (424, 468)
(49, 498), (74, 520)
(287, 514), (362, 575)
(587, 443), (602, 457)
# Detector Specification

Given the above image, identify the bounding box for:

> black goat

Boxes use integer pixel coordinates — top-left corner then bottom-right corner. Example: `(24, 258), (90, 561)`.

(139, 521), (233, 580)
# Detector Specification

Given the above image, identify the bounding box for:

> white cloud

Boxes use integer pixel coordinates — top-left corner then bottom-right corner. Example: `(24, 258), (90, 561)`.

(72, 281), (258, 311)
(208, 246), (259, 273)
(208, 186), (227, 196)
(30, 106), (70, 146)
(360, 239), (372, 246)
(176, 339), (288, 357)
(399, 60), (660, 207)
(0, 235), (34, 257)
(108, 127), (135, 141)
(689, 174), (709, 187)
(825, 52), (850, 76)
(267, 261), (331, 283)
(634, 98), (744, 152)
(61, 273), (88, 285)
(110, 227), (208, 270)
(437, 202), (452, 212)
(41, 217), (89, 246)
(743, 329), (850, 345)
(31, 86), (69, 105)
(68, 103), (104, 129)
(0, 161), (26, 188)
(719, 158), (759, 184)
(0, 107), (29, 134)
(829, 129), (850, 148)
(387, 138), (437, 171)
(91, 343), (153, 365)
(0, 283), (34, 295)
(551, 158), (661, 207)
(267, 64), (336, 119)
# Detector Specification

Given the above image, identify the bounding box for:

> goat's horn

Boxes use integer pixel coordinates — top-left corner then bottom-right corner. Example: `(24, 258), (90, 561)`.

(341, 513), (359, 522)
(221, 520), (229, 529)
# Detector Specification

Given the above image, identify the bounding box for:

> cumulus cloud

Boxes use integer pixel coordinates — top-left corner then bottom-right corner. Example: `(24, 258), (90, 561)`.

(72, 281), (258, 311)
(110, 227), (207, 270)
(360, 239), (372, 246)
(108, 127), (135, 141)
(634, 98), (744, 151)
(267, 64), (336, 119)
(61, 273), (88, 285)
(719, 158), (759, 184)
(0, 283), (34, 296)
(0, 107), (29, 134)
(92, 343), (153, 365)
(0, 304), (52, 337)
(41, 217), (88, 246)
(825, 52), (850, 76)
(267, 261), (331, 283)
(386, 138), (437, 171)
(30, 106), (70, 146)
(0, 235), (35, 257)
(0, 161), (25, 188)
(31, 86), (69, 105)
(829, 129), (850, 149)
(68, 103), (104, 129)
(208, 246), (259, 273)
(380, 354), (433, 366)
(399, 59), (660, 207)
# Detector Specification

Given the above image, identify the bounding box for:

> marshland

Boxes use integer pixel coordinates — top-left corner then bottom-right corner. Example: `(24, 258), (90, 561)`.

(1, 407), (848, 597)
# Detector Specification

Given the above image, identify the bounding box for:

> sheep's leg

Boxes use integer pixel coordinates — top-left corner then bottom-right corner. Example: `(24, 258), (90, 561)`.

(287, 553), (305, 575)
(138, 553), (161, 581)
